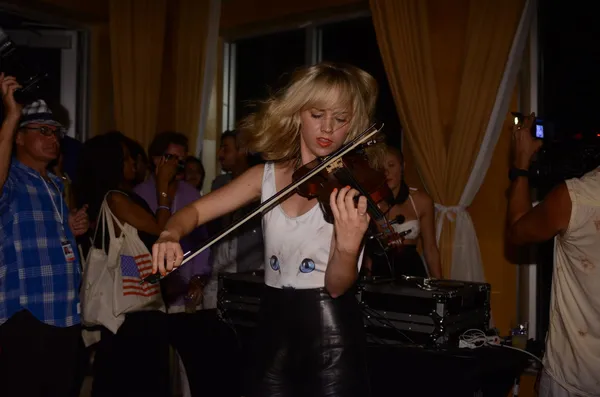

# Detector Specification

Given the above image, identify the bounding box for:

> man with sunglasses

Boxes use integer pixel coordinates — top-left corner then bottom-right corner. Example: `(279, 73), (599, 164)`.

(134, 131), (212, 396)
(0, 74), (88, 396)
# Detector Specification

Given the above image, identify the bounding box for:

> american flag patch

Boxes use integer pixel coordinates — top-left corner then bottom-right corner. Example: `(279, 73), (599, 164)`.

(120, 254), (160, 297)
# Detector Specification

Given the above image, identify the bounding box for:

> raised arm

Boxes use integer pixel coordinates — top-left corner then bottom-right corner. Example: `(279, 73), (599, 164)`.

(152, 164), (264, 274)
(0, 75), (22, 190)
(115, 158), (180, 236)
(506, 113), (570, 245)
(507, 181), (570, 245)
(108, 192), (167, 236)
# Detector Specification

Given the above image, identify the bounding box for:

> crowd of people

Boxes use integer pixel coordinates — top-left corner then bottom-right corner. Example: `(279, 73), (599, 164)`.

(0, 59), (598, 397)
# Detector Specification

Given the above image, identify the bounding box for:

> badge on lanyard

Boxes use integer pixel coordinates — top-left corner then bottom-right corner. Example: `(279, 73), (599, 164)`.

(41, 177), (74, 263)
(61, 240), (76, 262)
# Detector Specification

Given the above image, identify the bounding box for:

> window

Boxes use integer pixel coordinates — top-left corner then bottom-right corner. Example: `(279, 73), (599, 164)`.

(320, 17), (401, 147)
(230, 29), (306, 124)
(223, 14), (401, 147)
(540, 0), (600, 137)
(5, 29), (88, 140)
(18, 47), (62, 104)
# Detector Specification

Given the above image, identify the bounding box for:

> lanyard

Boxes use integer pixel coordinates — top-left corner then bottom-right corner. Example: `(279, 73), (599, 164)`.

(41, 177), (64, 225)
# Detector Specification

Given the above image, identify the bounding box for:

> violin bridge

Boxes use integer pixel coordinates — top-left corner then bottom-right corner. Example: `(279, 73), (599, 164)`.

(325, 158), (344, 173)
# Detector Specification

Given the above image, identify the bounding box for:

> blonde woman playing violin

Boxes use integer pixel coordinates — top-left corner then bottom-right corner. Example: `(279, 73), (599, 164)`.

(151, 62), (376, 397)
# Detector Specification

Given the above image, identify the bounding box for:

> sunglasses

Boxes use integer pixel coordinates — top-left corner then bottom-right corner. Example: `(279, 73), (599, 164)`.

(23, 126), (64, 139)
(163, 153), (185, 172)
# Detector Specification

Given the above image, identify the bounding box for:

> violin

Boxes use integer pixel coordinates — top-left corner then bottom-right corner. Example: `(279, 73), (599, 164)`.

(292, 139), (405, 248)
(142, 123), (406, 284)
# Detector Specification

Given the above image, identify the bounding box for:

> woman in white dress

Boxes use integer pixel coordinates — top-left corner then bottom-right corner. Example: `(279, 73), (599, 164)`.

(364, 145), (442, 279)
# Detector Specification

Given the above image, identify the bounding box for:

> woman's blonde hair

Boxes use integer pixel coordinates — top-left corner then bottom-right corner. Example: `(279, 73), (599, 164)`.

(368, 142), (403, 170)
(239, 62), (378, 162)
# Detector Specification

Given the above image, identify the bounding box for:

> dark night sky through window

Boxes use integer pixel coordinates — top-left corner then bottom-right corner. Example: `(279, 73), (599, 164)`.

(233, 17), (402, 148)
(540, 0), (600, 137)
(233, 4), (597, 144)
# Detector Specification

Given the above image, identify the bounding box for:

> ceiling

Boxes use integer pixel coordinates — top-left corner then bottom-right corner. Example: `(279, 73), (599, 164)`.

(0, 10), (47, 30)
(0, 0), (108, 30)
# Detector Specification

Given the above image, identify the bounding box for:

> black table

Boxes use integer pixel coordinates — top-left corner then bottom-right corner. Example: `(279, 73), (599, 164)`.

(227, 323), (531, 396)
(368, 343), (532, 397)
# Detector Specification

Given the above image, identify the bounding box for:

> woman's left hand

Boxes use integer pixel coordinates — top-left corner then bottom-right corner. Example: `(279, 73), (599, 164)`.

(329, 186), (370, 255)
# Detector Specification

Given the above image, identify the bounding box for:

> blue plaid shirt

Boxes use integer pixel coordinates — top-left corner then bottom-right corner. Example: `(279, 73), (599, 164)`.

(0, 159), (81, 327)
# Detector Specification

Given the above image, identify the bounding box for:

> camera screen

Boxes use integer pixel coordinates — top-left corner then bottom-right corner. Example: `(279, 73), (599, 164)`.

(536, 124), (544, 139)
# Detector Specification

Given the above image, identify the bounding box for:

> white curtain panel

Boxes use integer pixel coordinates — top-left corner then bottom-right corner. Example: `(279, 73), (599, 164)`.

(195, 0), (222, 156)
(436, 0), (536, 282)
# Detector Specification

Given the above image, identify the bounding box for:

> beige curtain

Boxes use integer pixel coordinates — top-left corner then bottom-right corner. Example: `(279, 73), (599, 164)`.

(89, 23), (114, 137)
(370, 0), (525, 277)
(164, 0), (213, 152)
(109, 0), (167, 149)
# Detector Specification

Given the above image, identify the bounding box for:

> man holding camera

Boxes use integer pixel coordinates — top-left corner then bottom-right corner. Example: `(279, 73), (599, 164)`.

(0, 74), (88, 396)
(507, 113), (600, 396)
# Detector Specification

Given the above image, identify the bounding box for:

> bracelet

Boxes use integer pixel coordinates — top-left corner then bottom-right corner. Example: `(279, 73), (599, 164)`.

(156, 205), (171, 212)
(508, 168), (529, 182)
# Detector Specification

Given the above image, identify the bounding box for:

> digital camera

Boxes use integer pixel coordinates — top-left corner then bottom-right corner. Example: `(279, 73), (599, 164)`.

(0, 27), (48, 104)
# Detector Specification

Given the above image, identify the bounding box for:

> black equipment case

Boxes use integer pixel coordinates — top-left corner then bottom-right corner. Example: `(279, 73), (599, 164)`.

(218, 271), (491, 347)
(217, 270), (265, 328)
(359, 276), (491, 347)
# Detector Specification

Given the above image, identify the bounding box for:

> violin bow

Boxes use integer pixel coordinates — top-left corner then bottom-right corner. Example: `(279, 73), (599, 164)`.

(142, 123), (384, 284)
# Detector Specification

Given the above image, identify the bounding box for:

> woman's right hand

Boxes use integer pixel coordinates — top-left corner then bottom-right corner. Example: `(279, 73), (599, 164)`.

(156, 156), (178, 188)
(152, 230), (184, 275)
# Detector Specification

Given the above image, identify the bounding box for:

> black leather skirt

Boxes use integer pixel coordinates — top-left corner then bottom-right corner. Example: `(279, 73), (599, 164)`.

(249, 286), (370, 397)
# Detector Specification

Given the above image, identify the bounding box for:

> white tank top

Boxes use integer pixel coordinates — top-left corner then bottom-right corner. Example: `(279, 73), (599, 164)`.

(544, 168), (600, 396)
(261, 162), (363, 289)
(391, 188), (421, 240)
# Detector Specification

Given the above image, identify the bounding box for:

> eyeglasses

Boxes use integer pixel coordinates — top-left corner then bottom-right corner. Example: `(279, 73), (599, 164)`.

(163, 153), (184, 161)
(163, 153), (186, 172)
(23, 126), (64, 139)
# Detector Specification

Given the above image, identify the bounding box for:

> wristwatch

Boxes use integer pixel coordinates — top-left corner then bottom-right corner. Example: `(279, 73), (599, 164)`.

(508, 168), (529, 182)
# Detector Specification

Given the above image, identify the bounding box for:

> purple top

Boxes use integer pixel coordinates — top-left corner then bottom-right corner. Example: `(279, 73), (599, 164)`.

(134, 177), (211, 310)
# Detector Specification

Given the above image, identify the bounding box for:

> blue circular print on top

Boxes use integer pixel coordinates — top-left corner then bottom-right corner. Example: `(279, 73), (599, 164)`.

(299, 258), (316, 273)
(270, 255), (280, 271)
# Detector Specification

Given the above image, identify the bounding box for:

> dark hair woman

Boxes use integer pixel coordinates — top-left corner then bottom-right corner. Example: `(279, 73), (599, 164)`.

(73, 131), (175, 397)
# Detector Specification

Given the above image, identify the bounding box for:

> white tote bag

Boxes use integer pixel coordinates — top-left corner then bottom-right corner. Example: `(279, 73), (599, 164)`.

(108, 198), (165, 317)
(80, 199), (125, 334)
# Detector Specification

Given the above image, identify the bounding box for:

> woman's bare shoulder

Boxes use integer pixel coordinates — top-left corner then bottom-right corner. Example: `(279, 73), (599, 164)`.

(106, 190), (129, 205)
(410, 188), (433, 206)
(233, 163), (265, 192)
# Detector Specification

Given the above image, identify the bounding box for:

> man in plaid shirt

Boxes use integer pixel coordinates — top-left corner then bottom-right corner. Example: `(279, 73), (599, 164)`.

(0, 74), (89, 396)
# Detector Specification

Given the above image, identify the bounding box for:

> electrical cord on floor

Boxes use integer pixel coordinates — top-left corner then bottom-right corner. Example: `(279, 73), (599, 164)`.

(458, 328), (544, 366)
